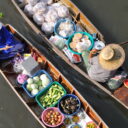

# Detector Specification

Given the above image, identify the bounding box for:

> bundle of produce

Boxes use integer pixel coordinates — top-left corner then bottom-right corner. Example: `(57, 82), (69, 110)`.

(38, 83), (66, 108)
(49, 35), (66, 50)
(26, 73), (51, 96)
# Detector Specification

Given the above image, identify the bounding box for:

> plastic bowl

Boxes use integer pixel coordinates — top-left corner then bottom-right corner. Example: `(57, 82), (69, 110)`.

(22, 70), (53, 98)
(54, 19), (76, 39)
(71, 124), (81, 128)
(67, 32), (94, 55)
(58, 94), (81, 116)
(86, 121), (98, 128)
(41, 107), (65, 127)
(124, 79), (128, 88)
(36, 81), (67, 109)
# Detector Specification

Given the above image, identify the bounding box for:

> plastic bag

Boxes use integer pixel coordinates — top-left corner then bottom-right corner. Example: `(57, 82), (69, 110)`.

(24, 4), (34, 17)
(40, 0), (53, 5)
(33, 12), (44, 25)
(57, 5), (69, 18)
(33, 2), (47, 14)
(41, 22), (54, 34)
(63, 47), (81, 63)
(45, 8), (59, 22)
(26, 0), (39, 6)
(49, 35), (66, 49)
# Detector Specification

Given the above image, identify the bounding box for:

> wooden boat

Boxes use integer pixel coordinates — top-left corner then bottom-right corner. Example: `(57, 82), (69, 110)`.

(11, 0), (128, 109)
(0, 24), (108, 128)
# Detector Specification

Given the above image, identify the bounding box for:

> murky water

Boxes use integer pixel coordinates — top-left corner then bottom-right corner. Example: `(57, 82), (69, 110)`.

(0, 0), (128, 128)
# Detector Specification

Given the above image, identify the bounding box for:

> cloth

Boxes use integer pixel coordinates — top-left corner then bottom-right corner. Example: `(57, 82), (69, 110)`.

(82, 51), (116, 83)
(0, 26), (25, 60)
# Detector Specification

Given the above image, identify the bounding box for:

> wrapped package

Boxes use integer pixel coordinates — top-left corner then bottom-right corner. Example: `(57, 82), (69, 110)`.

(41, 22), (54, 34)
(51, 3), (62, 8)
(45, 9), (59, 22)
(24, 4), (34, 17)
(63, 47), (81, 63)
(33, 12), (44, 25)
(33, 2), (47, 13)
(26, 0), (39, 6)
(76, 40), (91, 53)
(49, 35), (66, 50)
(57, 5), (69, 18)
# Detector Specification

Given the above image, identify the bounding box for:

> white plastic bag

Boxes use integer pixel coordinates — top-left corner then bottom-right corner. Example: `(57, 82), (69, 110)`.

(41, 22), (54, 34)
(33, 12), (44, 25)
(26, 0), (39, 6)
(33, 2), (47, 13)
(40, 0), (53, 5)
(57, 5), (69, 18)
(24, 4), (34, 17)
(45, 9), (59, 22)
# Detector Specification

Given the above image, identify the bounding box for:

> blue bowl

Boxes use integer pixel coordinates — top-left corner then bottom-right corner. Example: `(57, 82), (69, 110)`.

(22, 70), (53, 98)
(58, 94), (81, 116)
(54, 19), (76, 39)
(67, 32), (94, 55)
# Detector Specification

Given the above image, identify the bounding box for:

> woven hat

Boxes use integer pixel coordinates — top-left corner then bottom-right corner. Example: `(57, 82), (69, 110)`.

(99, 44), (125, 70)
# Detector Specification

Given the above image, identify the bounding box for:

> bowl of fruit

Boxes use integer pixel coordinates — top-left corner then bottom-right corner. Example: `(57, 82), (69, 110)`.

(41, 107), (64, 127)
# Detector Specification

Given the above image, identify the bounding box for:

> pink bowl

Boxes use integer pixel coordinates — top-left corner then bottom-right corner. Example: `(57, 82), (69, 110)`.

(41, 107), (65, 127)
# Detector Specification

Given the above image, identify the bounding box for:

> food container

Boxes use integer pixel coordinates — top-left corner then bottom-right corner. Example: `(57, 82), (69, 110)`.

(36, 81), (67, 109)
(67, 32), (94, 55)
(86, 121), (98, 128)
(124, 79), (128, 88)
(22, 70), (53, 98)
(70, 124), (81, 128)
(41, 107), (65, 127)
(54, 19), (76, 39)
(58, 94), (81, 116)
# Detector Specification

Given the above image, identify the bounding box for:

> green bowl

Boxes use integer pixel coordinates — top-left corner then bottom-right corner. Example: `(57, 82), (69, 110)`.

(67, 32), (94, 55)
(36, 81), (67, 109)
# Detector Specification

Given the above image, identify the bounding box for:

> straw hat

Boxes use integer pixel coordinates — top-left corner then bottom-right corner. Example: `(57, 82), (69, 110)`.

(99, 44), (125, 70)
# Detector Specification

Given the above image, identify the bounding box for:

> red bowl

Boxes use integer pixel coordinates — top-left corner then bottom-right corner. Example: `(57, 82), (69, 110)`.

(41, 107), (64, 127)
(124, 79), (128, 88)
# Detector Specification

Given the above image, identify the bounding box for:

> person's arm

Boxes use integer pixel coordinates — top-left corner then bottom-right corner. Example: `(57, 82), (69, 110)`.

(0, 45), (12, 51)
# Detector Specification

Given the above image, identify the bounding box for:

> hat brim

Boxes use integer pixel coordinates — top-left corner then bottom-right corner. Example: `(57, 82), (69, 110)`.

(99, 44), (125, 70)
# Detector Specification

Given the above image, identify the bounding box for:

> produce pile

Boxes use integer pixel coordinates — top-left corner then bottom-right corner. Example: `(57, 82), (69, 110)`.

(39, 84), (65, 108)
(60, 96), (80, 115)
(23, 0), (71, 34)
(44, 110), (63, 126)
(70, 33), (91, 53)
(26, 73), (51, 96)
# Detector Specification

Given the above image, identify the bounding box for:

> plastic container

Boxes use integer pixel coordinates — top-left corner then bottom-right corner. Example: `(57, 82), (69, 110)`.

(54, 19), (76, 39)
(58, 94), (81, 116)
(67, 32), (94, 55)
(71, 124), (81, 128)
(41, 107), (65, 127)
(36, 81), (67, 109)
(22, 70), (53, 98)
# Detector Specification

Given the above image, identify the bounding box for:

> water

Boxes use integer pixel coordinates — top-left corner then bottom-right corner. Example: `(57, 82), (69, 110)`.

(0, 0), (128, 128)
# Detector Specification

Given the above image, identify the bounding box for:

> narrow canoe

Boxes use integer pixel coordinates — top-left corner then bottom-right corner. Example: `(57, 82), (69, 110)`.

(11, 0), (128, 109)
(0, 24), (108, 128)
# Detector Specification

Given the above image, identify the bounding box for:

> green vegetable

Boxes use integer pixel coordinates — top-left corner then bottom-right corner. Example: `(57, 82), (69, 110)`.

(26, 84), (32, 92)
(39, 84), (65, 108)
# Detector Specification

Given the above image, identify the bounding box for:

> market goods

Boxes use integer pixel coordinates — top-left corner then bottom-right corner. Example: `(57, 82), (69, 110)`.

(86, 121), (97, 128)
(59, 95), (80, 115)
(39, 84), (65, 108)
(43, 109), (62, 125)
(27, 0), (39, 6)
(24, 4), (34, 17)
(17, 74), (28, 84)
(71, 124), (81, 128)
(26, 73), (51, 96)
